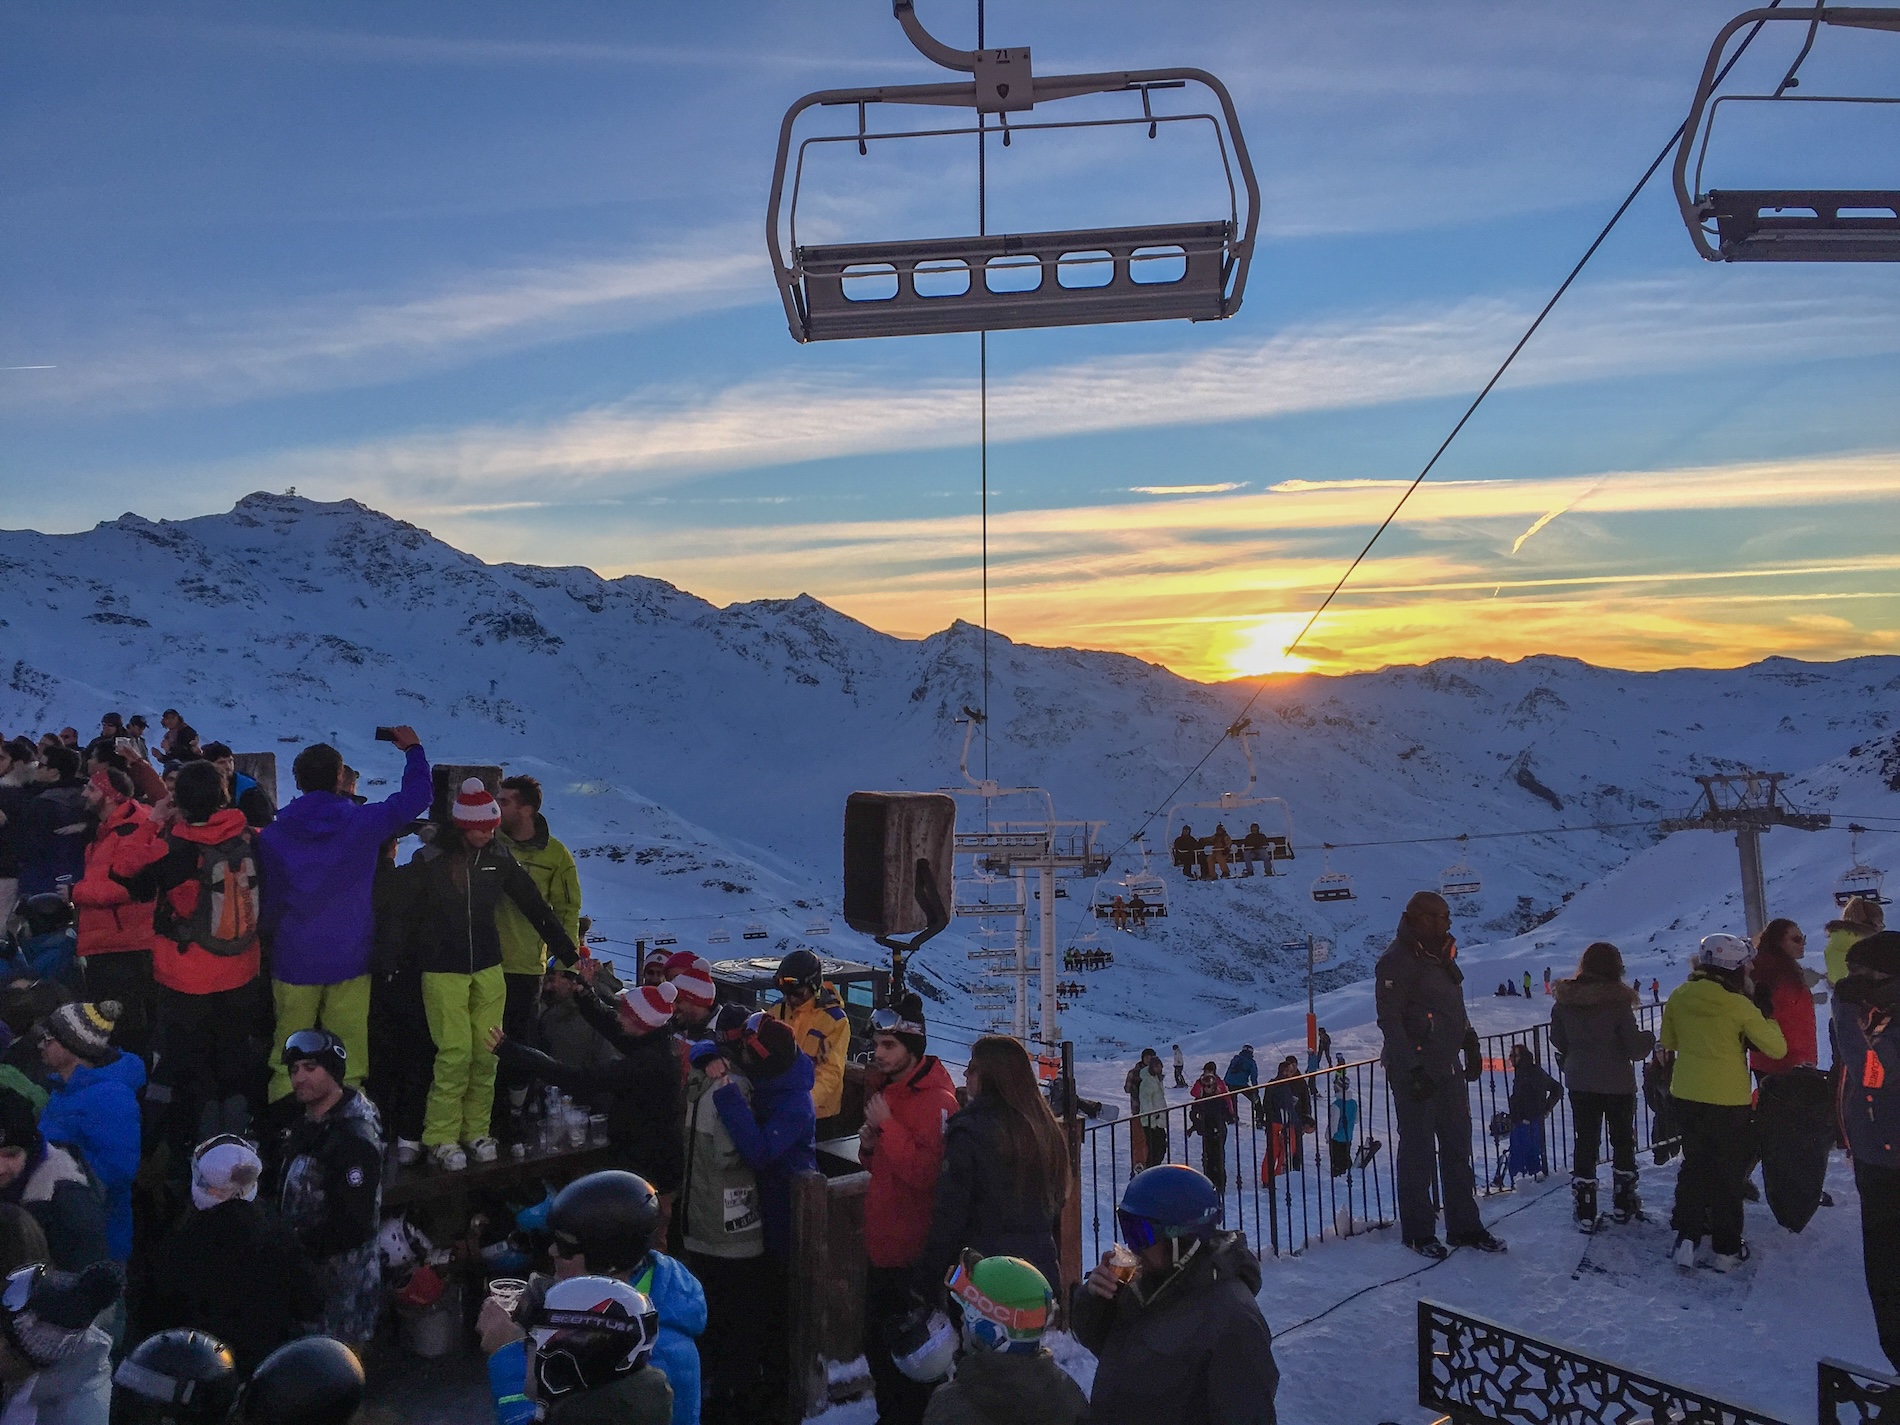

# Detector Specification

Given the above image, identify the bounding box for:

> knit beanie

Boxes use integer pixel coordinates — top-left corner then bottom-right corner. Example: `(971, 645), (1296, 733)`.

(888, 992), (927, 1059)
(191, 1137), (264, 1212)
(451, 777), (501, 827)
(0, 1086), (42, 1157)
(1847, 929), (1900, 978)
(1, 1262), (123, 1368)
(45, 1001), (120, 1065)
(667, 955), (717, 1010)
(616, 982), (678, 1034)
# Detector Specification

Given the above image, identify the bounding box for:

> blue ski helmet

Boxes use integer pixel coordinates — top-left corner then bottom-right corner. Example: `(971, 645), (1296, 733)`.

(1117, 1164), (1222, 1251)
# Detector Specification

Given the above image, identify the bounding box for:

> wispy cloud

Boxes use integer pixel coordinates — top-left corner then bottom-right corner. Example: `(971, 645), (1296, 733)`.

(243, 271), (1900, 503)
(9, 239), (768, 412)
(1131, 482), (1246, 496)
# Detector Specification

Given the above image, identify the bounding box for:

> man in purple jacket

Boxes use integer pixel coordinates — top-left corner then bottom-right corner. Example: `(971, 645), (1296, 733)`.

(259, 728), (431, 1102)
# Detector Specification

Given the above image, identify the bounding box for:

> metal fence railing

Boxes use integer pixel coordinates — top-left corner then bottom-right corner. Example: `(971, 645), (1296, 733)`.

(1077, 1002), (1674, 1265)
(1819, 1357), (1900, 1424)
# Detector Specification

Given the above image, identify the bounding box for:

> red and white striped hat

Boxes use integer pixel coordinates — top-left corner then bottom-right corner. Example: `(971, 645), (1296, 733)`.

(616, 981), (678, 1033)
(451, 777), (501, 827)
(667, 954), (716, 1009)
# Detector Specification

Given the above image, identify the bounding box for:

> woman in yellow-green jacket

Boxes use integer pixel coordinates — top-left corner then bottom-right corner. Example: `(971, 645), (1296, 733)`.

(1660, 933), (1787, 1273)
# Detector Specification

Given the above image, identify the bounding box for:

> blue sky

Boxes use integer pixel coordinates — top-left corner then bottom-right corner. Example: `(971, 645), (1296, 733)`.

(5, 1), (1899, 677)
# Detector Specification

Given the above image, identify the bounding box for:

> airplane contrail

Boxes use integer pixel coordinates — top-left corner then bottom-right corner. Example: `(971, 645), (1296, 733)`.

(1, 365), (56, 371)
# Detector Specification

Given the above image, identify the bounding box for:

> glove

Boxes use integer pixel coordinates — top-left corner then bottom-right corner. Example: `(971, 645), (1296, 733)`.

(1461, 1028), (1484, 1082)
(1408, 1067), (1435, 1103)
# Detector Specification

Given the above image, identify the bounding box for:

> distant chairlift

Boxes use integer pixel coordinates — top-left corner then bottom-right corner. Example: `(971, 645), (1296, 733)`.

(651, 930), (680, 949)
(1835, 825), (1889, 906)
(1092, 840), (1169, 923)
(1165, 719), (1296, 880)
(1311, 845), (1356, 904)
(1439, 837), (1482, 898)
(804, 914), (833, 936)
(707, 921), (732, 946)
(765, 0), (1260, 342)
(742, 921), (771, 942)
(1675, 6), (1900, 262)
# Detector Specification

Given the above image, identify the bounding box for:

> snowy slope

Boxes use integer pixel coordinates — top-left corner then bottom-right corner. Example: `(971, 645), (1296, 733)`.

(3, 493), (1896, 1057)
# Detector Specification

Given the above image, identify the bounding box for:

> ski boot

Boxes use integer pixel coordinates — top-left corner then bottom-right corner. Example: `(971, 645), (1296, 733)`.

(1611, 1169), (1642, 1224)
(1571, 1174), (1599, 1233)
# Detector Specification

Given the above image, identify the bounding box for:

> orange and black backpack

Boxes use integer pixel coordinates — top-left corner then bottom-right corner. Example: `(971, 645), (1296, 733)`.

(157, 828), (261, 957)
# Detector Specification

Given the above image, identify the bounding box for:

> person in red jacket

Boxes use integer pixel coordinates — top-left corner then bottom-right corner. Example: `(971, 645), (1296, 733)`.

(69, 769), (157, 1062)
(857, 993), (958, 1425)
(1750, 918), (1818, 1073)
(113, 761), (264, 1179)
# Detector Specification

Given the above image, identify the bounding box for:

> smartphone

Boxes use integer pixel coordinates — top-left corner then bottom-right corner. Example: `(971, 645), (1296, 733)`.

(374, 726), (399, 742)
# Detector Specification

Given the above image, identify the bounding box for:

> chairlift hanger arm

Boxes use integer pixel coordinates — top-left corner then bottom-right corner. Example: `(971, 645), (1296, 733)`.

(1673, 6), (1900, 260)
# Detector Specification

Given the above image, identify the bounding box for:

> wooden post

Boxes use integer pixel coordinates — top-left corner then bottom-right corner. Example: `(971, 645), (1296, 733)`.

(1058, 1040), (1084, 1320)
(788, 1170), (832, 1421)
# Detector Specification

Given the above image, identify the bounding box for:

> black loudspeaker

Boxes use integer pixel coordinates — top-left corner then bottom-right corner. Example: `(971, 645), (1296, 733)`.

(843, 792), (957, 940)
(430, 764), (504, 823)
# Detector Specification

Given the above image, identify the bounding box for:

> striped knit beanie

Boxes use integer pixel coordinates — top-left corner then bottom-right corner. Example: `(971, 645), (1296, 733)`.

(46, 1001), (120, 1064)
(616, 982), (678, 1034)
(452, 777), (501, 827)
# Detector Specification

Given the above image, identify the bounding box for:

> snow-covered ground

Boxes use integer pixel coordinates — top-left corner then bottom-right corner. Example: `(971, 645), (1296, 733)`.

(813, 1149), (1883, 1425)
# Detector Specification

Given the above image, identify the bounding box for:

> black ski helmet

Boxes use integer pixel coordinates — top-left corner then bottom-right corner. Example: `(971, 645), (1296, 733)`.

(236, 1337), (364, 1425)
(774, 948), (823, 996)
(20, 894), (75, 939)
(279, 1028), (347, 1087)
(547, 1171), (661, 1275)
(112, 1329), (238, 1425)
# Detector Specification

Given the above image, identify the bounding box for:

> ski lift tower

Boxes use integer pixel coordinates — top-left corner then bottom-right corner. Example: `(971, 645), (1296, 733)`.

(947, 711), (1107, 1061)
(1660, 771), (1830, 938)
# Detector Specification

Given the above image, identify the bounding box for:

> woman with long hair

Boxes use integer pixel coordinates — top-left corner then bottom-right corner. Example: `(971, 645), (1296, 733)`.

(912, 1036), (1071, 1297)
(1550, 941), (1654, 1229)
(1751, 918), (1816, 1073)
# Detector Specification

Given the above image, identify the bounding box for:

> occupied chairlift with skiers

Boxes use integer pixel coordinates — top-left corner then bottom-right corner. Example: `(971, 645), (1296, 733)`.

(1836, 826), (1888, 907)
(1165, 719), (1295, 881)
(1091, 838), (1168, 928)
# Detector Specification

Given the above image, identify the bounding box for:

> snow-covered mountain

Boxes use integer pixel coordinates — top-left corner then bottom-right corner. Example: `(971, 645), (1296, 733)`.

(4, 493), (1895, 1057)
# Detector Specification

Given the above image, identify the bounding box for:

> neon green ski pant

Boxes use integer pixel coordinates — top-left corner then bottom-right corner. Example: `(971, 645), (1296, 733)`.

(421, 966), (506, 1147)
(269, 975), (371, 1102)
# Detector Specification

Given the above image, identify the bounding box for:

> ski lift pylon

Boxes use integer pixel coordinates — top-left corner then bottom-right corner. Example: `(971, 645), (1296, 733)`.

(1310, 845), (1356, 904)
(765, 0), (1260, 342)
(1674, 6), (1900, 262)
(1439, 837), (1482, 898)
(1835, 825), (1889, 906)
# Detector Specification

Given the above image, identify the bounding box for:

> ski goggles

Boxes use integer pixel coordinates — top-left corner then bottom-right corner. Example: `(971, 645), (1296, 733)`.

(869, 1008), (925, 1038)
(1115, 1205), (1219, 1253)
(944, 1250), (1050, 1337)
(281, 1029), (345, 1066)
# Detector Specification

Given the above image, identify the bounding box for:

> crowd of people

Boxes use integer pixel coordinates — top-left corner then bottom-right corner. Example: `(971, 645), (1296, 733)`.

(0, 711), (1287, 1425)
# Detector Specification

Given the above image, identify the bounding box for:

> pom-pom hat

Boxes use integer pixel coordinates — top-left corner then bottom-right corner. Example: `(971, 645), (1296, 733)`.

(616, 982), (678, 1034)
(452, 778), (501, 827)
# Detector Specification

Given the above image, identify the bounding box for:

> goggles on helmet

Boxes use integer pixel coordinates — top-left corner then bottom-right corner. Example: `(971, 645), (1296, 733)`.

(869, 1007), (925, 1038)
(281, 1029), (344, 1066)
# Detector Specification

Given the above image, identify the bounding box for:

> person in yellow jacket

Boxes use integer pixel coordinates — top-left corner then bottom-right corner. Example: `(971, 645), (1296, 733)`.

(494, 776), (582, 1123)
(765, 949), (850, 1126)
(1825, 897), (1885, 985)
(1660, 933), (1787, 1273)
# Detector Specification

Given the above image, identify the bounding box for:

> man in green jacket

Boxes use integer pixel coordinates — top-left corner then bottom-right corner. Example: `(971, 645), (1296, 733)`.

(496, 775), (582, 1124)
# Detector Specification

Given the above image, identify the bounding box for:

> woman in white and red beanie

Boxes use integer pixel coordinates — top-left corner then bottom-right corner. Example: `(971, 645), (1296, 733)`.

(399, 779), (581, 1173)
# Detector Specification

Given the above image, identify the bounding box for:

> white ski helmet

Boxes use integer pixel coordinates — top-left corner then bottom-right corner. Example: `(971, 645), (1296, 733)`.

(1697, 933), (1754, 972)
(377, 1217), (431, 1274)
(888, 1307), (957, 1383)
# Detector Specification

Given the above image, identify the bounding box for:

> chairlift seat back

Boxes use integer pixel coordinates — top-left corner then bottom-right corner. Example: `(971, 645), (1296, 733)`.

(794, 221), (1233, 341)
(1706, 190), (1900, 261)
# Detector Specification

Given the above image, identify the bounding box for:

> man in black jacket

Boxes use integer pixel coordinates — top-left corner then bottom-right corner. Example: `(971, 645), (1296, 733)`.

(1375, 891), (1502, 1258)
(488, 978), (684, 1209)
(270, 1029), (384, 1348)
(393, 781), (577, 1172)
(1074, 1164), (1277, 1424)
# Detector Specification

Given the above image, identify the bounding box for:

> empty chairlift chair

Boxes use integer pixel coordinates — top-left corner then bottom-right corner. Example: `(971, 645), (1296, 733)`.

(742, 921), (770, 942)
(1675, 6), (1900, 262)
(1835, 826), (1888, 906)
(765, 0), (1260, 341)
(1310, 846), (1356, 904)
(1439, 838), (1482, 898)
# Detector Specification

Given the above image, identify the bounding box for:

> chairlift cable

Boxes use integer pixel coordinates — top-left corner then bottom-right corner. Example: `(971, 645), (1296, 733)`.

(1089, 0), (1792, 877)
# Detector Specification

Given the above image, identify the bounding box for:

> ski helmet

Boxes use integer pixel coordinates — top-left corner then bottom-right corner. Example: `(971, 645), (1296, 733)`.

(774, 948), (823, 996)
(886, 1304), (957, 1383)
(236, 1337), (365, 1425)
(1697, 933), (1755, 973)
(19, 894), (74, 939)
(529, 1275), (659, 1398)
(112, 1330), (238, 1425)
(279, 1028), (347, 1085)
(1117, 1164), (1222, 1256)
(547, 1171), (661, 1275)
(946, 1251), (1052, 1355)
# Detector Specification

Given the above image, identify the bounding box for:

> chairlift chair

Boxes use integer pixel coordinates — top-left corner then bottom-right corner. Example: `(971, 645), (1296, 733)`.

(765, 0), (1261, 341)
(707, 921), (732, 946)
(1164, 719), (1296, 879)
(1675, 7), (1900, 262)
(1310, 846), (1356, 904)
(1439, 837), (1482, 898)
(1834, 826), (1889, 906)
(805, 914), (833, 936)
(1092, 841), (1168, 922)
(742, 921), (771, 942)
(651, 931), (680, 949)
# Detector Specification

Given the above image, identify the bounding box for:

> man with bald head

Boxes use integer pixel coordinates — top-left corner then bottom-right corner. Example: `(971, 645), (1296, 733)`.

(1376, 890), (1503, 1258)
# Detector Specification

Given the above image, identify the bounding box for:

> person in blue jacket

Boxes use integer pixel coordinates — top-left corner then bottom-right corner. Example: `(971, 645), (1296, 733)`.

(479, 1171), (704, 1425)
(36, 999), (145, 1264)
(1223, 1045), (1261, 1125)
(709, 1012), (814, 1421)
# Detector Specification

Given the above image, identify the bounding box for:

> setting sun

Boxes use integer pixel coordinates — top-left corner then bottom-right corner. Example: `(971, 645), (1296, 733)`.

(1225, 613), (1319, 678)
